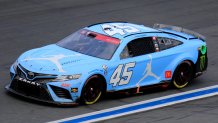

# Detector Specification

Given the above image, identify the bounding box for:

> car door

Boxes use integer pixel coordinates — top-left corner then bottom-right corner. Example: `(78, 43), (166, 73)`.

(109, 36), (160, 91)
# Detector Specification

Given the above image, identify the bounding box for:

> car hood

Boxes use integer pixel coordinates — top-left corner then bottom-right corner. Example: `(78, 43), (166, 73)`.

(18, 44), (107, 75)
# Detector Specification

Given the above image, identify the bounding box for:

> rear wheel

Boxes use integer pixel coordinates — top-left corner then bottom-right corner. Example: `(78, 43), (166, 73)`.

(172, 61), (194, 89)
(81, 76), (104, 105)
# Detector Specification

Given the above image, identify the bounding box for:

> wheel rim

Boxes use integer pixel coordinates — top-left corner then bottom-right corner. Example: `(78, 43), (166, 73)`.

(174, 63), (193, 88)
(83, 81), (102, 104)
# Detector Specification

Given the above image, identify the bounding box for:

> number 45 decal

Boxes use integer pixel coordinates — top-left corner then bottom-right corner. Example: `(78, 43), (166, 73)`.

(110, 62), (136, 86)
(102, 24), (140, 36)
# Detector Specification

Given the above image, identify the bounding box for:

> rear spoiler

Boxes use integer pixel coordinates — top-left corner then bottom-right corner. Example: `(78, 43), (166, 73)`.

(153, 24), (206, 41)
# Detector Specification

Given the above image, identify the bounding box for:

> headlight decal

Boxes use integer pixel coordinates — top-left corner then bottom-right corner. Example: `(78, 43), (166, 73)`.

(51, 74), (81, 82)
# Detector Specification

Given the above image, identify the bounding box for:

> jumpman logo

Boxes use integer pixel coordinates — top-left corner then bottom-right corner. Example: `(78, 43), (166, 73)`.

(136, 55), (160, 93)
(23, 54), (80, 72)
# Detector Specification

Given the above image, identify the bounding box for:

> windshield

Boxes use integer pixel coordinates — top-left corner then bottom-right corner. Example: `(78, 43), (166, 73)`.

(57, 29), (120, 60)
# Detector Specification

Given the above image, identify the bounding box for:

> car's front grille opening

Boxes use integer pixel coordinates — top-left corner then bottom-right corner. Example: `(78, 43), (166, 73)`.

(9, 79), (53, 101)
(50, 85), (71, 99)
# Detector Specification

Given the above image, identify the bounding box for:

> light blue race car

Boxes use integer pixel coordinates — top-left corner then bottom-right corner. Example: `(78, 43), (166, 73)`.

(5, 22), (208, 105)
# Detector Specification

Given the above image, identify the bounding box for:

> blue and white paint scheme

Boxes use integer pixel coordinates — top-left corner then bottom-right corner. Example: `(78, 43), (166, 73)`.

(6, 22), (207, 105)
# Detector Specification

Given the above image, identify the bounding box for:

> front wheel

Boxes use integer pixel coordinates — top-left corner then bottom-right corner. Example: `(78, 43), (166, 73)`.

(81, 76), (103, 105)
(172, 61), (194, 89)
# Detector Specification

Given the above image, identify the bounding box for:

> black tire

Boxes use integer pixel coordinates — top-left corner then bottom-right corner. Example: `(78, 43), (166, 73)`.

(172, 61), (194, 89)
(80, 75), (104, 105)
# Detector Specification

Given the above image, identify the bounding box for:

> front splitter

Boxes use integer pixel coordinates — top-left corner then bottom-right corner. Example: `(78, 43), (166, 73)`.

(5, 84), (79, 106)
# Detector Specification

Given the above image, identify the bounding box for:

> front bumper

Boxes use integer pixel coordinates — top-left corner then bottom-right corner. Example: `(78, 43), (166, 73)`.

(8, 63), (81, 106)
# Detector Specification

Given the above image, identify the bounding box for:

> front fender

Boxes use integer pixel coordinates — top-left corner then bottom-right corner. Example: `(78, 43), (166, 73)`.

(77, 68), (106, 95)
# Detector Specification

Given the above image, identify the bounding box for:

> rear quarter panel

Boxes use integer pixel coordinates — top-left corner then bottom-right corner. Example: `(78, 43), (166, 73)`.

(166, 38), (206, 77)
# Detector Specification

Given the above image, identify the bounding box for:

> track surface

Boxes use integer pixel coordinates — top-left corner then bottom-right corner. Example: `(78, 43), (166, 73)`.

(0, 0), (218, 123)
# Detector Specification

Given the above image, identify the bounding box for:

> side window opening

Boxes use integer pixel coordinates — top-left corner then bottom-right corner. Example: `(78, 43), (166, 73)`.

(120, 46), (131, 59)
(120, 37), (155, 59)
(157, 37), (182, 51)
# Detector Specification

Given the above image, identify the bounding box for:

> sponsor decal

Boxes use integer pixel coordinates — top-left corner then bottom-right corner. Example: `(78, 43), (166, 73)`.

(23, 54), (81, 73)
(102, 65), (108, 75)
(200, 55), (206, 71)
(165, 70), (172, 78)
(136, 55), (160, 93)
(153, 37), (159, 52)
(200, 45), (207, 55)
(61, 83), (70, 87)
(155, 47), (160, 52)
(198, 45), (207, 71)
(152, 37), (157, 40)
(61, 59), (81, 65)
(18, 77), (40, 86)
(71, 88), (78, 93)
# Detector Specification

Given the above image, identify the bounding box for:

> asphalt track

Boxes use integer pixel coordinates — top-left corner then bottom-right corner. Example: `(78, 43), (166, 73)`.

(0, 0), (218, 123)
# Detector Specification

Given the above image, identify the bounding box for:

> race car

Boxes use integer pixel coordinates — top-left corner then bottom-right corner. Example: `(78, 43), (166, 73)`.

(5, 22), (207, 105)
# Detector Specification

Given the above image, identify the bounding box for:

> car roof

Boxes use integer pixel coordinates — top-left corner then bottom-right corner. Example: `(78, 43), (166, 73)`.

(85, 22), (159, 39)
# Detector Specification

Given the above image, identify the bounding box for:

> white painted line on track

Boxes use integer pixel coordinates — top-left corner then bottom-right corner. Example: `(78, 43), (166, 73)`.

(48, 85), (218, 123)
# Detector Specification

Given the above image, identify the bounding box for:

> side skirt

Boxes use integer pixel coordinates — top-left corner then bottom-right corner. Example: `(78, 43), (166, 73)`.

(107, 81), (171, 94)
